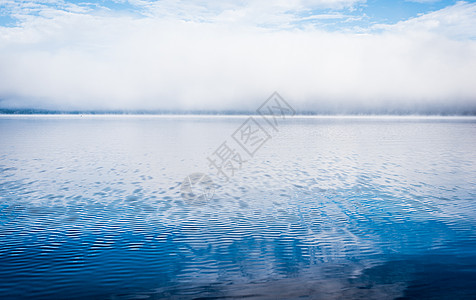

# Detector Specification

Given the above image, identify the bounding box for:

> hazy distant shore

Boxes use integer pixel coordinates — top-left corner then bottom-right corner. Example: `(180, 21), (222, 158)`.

(1, 109), (476, 117)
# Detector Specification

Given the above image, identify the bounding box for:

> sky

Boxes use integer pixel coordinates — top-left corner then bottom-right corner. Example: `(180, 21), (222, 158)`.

(0, 0), (475, 114)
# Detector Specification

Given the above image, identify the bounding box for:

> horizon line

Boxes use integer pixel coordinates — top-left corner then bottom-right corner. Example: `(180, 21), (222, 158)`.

(1, 108), (476, 117)
(2, 114), (476, 119)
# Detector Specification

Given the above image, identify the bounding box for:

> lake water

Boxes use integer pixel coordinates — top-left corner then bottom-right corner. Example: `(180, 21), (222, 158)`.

(1, 115), (476, 299)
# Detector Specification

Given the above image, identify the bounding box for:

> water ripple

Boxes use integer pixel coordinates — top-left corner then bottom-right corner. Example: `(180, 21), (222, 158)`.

(1, 116), (476, 299)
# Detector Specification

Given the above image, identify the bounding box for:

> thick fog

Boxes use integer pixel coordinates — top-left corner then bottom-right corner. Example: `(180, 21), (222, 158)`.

(0, 1), (475, 114)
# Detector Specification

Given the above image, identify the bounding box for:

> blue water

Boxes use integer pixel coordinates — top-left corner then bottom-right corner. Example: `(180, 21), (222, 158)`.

(1, 115), (475, 299)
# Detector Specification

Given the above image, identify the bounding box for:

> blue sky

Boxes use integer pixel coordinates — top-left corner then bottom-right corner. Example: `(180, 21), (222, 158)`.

(1, 0), (469, 29)
(0, 0), (476, 112)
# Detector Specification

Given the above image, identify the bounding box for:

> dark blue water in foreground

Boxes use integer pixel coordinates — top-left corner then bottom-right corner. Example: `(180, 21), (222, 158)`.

(1, 116), (476, 299)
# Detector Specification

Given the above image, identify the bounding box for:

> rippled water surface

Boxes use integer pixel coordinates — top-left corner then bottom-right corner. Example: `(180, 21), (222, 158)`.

(1, 115), (476, 299)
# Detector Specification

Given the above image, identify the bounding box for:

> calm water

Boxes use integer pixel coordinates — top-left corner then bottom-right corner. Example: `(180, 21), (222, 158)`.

(1, 115), (476, 299)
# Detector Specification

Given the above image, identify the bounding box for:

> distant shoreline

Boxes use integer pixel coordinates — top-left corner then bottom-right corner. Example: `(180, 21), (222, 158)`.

(1, 108), (476, 117)
(1, 114), (476, 120)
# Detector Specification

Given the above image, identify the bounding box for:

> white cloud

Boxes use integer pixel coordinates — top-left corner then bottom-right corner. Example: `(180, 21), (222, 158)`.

(132, 0), (365, 27)
(405, 0), (442, 3)
(376, 1), (476, 40)
(0, 1), (475, 113)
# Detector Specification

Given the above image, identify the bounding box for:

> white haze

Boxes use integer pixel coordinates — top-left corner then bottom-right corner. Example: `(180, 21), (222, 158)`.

(0, 1), (476, 113)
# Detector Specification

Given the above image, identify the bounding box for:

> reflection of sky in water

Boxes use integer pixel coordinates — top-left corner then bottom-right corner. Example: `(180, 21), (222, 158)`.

(1, 116), (475, 299)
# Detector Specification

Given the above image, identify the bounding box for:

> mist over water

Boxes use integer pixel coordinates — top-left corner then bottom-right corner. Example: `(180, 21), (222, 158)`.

(2, 97), (476, 116)
(1, 115), (475, 299)
(2, 2), (476, 115)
